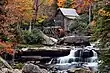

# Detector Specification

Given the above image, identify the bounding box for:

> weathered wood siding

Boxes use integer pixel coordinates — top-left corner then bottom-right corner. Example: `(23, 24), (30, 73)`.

(64, 18), (74, 32)
(54, 10), (64, 27)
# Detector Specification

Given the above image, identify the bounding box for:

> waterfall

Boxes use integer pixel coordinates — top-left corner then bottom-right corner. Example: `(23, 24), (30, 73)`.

(48, 46), (98, 71)
(57, 56), (76, 64)
(57, 47), (83, 63)
(92, 50), (98, 57)
(68, 49), (77, 57)
(50, 47), (98, 72)
(55, 47), (98, 64)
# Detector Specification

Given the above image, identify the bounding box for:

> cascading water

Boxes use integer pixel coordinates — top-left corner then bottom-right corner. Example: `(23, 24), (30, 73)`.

(57, 47), (82, 64)
(57, 56), (76, 64)
(52, 46), (99, 71)
(68, 48), (80, 56)
(92, 50), (98, 57)
(83, 50), (98, 72)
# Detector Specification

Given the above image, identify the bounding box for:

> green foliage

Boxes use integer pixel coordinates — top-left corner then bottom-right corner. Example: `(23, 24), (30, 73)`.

(12, 63), (24, 69)
(43, 19), (55, 26)
(0, 35), (8, 42)
(22, 29), (44, 44)
(99, 50), (110, 72)
(92, 0), (110, 72)
(92, 17), (110, 48)
(64, 0), (72, 8)
(69, 13), (89, 35)
(92, 0), (110, 48)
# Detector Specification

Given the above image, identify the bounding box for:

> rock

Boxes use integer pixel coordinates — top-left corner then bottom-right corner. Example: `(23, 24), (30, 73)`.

(40, 30), (57, 46)
(68, 68), (93, 73)
(107, 33), (110, 37)
(58, 36), (91, 46)
(13, 69), (22, 73)
(1, 68), (13, 73)
(0, 70), (3, 73)
(1, 68), (22, 73)
(22, 63), (44, 73)
(41, 69), (48, 73)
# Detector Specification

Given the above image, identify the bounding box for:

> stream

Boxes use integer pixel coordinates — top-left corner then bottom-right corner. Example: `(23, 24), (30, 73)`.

(47, 46), (99, 73)
(0, 42), (99, 73)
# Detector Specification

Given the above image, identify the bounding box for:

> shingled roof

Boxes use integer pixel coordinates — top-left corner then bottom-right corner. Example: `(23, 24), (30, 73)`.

(59, 8), (79, 19)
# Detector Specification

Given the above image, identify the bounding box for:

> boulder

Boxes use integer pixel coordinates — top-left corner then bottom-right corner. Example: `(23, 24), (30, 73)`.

(68, 68), (93, 73)
(57, 36), (91, 46)
(1, 68), (22, 73)
(1, 68), (12, 73)
(22, 63), (48, 73)
(41, 69), (48, 73)
(0, 70), (3, 73)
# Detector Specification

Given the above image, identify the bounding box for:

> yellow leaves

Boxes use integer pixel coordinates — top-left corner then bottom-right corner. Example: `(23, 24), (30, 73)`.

(70, 0), (78, 8)
(48, 0), (54, 6)
(98, 8), (110, 17)
(47, 0), (93, 14)
(48, 0), (66, 7)
(9, 0), (33, 21)
(37, 16), (48, 23)
(83, 0), (93, 6)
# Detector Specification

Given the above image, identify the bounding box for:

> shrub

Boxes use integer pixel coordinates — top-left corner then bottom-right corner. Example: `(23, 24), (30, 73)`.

(12, 63), (24, 69)
(22, 29), (43, 44)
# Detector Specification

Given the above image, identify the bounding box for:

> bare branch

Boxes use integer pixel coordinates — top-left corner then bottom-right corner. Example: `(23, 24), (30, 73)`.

(38, 0), (44, 7)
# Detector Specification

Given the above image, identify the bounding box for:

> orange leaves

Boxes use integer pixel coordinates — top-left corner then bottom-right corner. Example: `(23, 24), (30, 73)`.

(14, 0), (33, 21)
(83, 0), (92, 6)
(70, 0), (79, 9)
(47, 0), (93, 13)
(6, 0), (33, 22)
(48, 0), (66, 7)
(57, 0), (66, 8)
(0, 42), (14, 55)
(48, 0), (54, 6)
(0, 0), (34, 42)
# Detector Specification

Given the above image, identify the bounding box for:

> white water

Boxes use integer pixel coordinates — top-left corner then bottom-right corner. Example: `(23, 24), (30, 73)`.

(54, 46), (98, 71)
(92, 50), (98, 57)
(57, 56), (76, 64)
(57, 47), (82, 64)
(48, 45), (99, 72)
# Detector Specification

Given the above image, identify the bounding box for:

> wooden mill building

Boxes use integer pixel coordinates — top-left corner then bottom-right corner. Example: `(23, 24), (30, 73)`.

(54, 8), (79, 32)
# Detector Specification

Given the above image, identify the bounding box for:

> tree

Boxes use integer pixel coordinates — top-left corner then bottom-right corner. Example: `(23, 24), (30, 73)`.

(92, 0), (110, 72)
(48, 0), (94, 13)
(0, 0), (33, 42)
(69, 13), (89, 35)
(0, 0), (13, 41)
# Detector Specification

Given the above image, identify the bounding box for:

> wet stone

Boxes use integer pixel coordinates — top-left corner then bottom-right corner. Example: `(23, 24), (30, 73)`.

(22, 63), (48, 73)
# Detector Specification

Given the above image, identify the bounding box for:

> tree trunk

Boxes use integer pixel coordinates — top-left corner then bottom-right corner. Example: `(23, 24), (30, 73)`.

(29, 0), (39, 32)
(0, 56), (13, 70)
(32, 0), (39, 24)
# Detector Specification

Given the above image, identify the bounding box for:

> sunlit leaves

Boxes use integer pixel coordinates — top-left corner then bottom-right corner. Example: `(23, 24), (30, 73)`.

(14, 0), (33, 21)
(48, 0), (94, 13)
(5, 0), (33, 23)
(48, 0), (54, 6)
(37, 16), (48, 23)
(98, 8), (110, 17)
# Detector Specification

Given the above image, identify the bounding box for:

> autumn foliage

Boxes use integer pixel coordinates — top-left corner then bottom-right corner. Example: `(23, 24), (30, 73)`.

(48, 0), (94, 13)
(6, 0), (33, 22)
(0, 0), (33, 42)
(0, 41), (14, 55)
